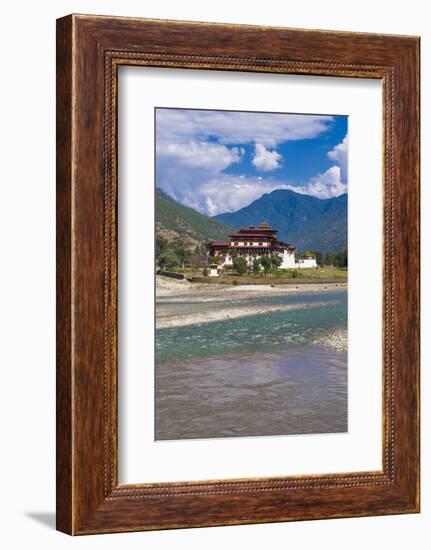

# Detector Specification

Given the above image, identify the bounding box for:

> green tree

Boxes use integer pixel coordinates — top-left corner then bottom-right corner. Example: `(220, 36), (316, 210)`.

(260, 255), (272, 276)
(324, 251), (337, 267)
(171, 239), (190, 270)
(155, 236), (168, 262)
(270, 255), (283, 270)
(158, 249), (180, 270)
(203, 266), (209, 277)
(252, 258), (261, 275)
(233, 256), (247, 276)
(186, 243), (206, 268)
(194, 243), (205, 255)
(313, 251), (323, 267)
(336, 248), (348, 268)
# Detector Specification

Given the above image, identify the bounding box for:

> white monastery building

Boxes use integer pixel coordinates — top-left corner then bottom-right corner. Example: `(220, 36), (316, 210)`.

(207, 264), (220, 277)
(207, 223), (317, 270)
(295, 252), (318, 269)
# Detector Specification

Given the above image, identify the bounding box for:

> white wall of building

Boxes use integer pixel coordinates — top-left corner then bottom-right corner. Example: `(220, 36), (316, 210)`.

(296, 257), (318, 269)
(281, 250), (297, 269)
(216, 249), (296, 269)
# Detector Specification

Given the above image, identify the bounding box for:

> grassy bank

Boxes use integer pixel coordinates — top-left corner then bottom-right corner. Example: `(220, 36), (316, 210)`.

(186, 267), (347, 285)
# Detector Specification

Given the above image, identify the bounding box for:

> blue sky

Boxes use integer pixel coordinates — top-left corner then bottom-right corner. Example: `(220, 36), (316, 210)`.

(155, 108), (348, 216)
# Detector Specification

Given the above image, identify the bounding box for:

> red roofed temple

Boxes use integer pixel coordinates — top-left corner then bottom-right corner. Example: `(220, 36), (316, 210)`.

(207, 223), (297, 270)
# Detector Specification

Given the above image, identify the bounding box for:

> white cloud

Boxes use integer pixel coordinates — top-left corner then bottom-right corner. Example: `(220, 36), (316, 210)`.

(252, 144), (282, 171)
(286, 134), (348, 199)
(197, 176), (292, 216)
(157, 141), (242, 172)
(156, 109), (346, 215)
(156, 109), (333, 147)
(291, 166), (347, 199)
(327, 135), (348, 183)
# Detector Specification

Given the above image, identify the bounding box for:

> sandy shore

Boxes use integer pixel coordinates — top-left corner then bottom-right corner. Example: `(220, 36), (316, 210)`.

(156, 275), (347, 301)
(156, 300), (335, 329)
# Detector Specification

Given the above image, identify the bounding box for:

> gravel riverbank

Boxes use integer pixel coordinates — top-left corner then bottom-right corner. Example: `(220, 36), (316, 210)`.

(156, 275), (347, 300)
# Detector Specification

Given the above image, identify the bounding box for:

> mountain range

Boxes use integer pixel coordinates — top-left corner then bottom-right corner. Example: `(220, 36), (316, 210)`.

(155, 188), (232, 243)
(214, 189), (347, 253)
(156, 186), (347, 253)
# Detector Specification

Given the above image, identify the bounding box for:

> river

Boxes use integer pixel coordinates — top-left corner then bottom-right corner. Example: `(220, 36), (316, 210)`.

(155, 288), (347, 440)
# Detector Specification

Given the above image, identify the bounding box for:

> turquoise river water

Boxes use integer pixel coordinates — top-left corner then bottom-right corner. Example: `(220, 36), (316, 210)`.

(155, 289), (347, 440)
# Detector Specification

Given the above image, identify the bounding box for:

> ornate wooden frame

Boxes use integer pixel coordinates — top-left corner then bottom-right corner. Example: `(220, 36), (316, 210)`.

(56, 14), (420, 535)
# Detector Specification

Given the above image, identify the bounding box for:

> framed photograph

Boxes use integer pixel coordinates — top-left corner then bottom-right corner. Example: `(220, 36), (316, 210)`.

(56, 14), (420, 535)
